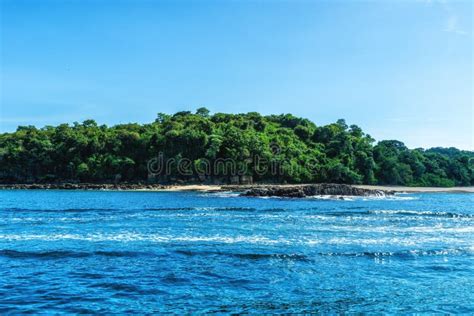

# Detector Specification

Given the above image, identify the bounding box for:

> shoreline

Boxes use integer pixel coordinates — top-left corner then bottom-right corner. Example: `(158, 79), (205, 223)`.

(0, 183), (473, 193)
(353, 185), (474, 193)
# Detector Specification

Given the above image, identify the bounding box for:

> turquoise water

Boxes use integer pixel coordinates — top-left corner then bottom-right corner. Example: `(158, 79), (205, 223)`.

(0, 190), (473, 313)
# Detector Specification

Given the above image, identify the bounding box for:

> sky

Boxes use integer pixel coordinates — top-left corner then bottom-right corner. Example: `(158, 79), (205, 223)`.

(0, 0), (472, 149)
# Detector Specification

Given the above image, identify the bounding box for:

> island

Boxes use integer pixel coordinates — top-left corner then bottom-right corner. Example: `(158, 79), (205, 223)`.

(1, 109), (473, 188)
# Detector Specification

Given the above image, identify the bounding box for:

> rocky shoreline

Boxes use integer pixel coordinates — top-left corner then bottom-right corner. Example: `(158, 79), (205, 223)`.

(0, 183), (169, 190)
(237, 183), (393, 198)
(0, 182), (391, 196)
(0, 183), (422, 197)
(1, 183), (471, 196)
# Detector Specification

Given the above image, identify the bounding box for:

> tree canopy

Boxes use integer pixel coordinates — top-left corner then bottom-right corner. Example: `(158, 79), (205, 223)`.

(1, 108), (472, 186)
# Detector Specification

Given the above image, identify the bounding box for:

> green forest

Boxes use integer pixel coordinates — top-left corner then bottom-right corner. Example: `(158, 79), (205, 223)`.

(1, 108), (473, 186)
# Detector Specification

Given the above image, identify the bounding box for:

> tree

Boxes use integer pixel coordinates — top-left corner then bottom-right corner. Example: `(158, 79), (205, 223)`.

(196, 107), (210, 117)
(0, 110), (472, 186)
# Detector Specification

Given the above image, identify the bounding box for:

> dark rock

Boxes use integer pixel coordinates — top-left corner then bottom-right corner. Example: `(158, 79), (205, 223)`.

(0, 183), (169, 191)
(240, 183), (392, 198)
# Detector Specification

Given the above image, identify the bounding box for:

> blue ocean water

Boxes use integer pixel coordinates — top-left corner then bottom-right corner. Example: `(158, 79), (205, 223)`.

(0, 190), (473, 314)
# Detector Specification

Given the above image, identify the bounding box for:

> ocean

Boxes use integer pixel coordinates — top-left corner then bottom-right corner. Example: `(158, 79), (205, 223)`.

(1, 190), (473, 313)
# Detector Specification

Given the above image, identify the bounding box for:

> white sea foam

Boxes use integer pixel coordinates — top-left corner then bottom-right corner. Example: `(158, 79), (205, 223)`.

(0, 233), (292, 245)
(304, 195), (418, 201)
(371, 210), (439, 216)
(370, 209), (473, 218)
(198, 192), (240, 198)
(1, 231), (470, 249)
(404, 226), (474, 233)
(361, 195), (418, 201)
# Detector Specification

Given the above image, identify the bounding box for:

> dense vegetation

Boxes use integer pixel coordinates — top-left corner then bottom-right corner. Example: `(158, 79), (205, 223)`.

(1, 108), (473, 186)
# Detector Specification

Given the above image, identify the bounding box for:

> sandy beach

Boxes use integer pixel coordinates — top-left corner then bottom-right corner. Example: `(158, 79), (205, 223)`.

(160, 185), (224, 192)
(1, 183), (472, 193)
(159, 184), (474, 193)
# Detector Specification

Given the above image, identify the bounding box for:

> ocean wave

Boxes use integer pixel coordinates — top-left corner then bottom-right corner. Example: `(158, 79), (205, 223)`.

(1, 206), (261, 214)
(145, 206), (257, 212)
(302, 209), (473, 219)
(260, 194), (419, 201)
(311, 195), (418, 201)
(0, 249), (151, 259)
(369, 210), (474, 218)
(2, 207), (118, 213)
(362, 195), (418, 201)
(7, 216), (92, 223)
(0, 233), (292, 245)
(89, 282), (143, 292)
(208, 247), (474, 260)
(322, 235), (471, 246)
(178, 247), (474, 260)
(198, 191), (241, 198)
(2, 246), (471, 262)
(1, 233), (470, 248)
(320, 247), (474, 258)
(175, 250), (311, 261)
(403, 226), (474, 233)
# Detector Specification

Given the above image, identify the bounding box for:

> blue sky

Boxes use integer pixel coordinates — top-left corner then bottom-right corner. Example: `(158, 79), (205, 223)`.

(1, 0), (472, 149)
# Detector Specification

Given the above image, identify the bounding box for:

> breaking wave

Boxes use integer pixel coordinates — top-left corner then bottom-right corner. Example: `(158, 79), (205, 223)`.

(369, 209), (474, 218)
(2, 247), (471, 261)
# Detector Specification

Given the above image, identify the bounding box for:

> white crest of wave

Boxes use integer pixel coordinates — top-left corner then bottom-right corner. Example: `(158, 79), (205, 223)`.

(0, 233), (293, 245)
(198, 192), (240, 198)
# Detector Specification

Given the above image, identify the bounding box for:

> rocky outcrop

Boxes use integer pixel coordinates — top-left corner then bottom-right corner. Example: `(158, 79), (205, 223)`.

(0, 183), (168, 190)
(0, 182), (394, 196)
(240, 183), (393, 198)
